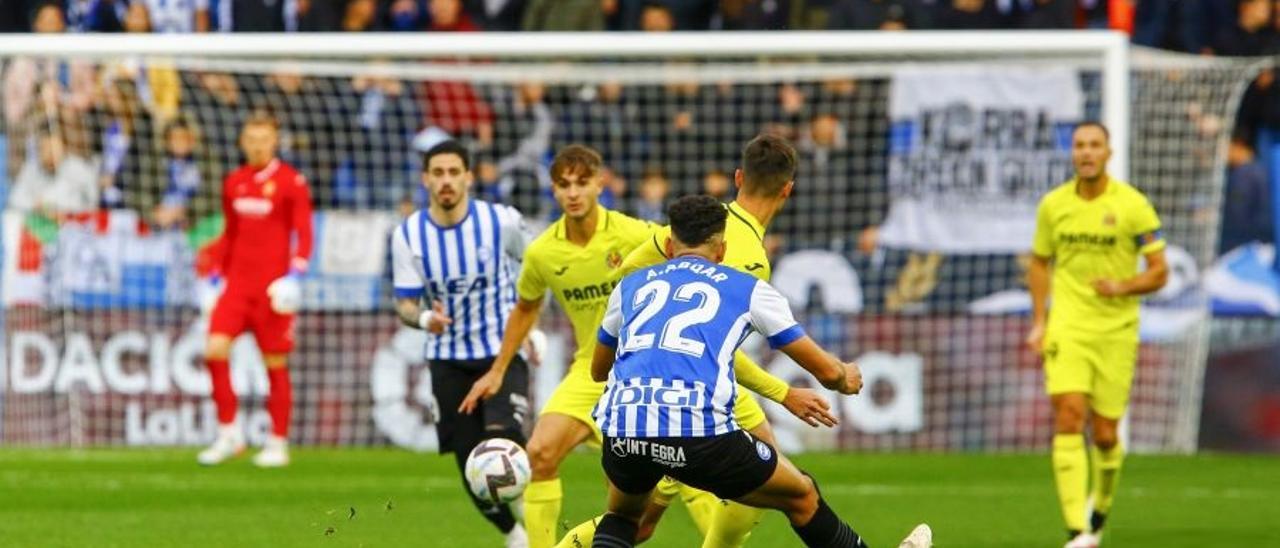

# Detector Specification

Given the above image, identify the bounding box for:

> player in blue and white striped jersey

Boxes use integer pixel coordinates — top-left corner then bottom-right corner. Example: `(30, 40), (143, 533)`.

(389, 140), (533, 548)
(589, 195), (933, 548)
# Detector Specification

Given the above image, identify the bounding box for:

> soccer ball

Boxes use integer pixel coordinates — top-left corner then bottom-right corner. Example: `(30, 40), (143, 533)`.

(464, 438), (531, 505)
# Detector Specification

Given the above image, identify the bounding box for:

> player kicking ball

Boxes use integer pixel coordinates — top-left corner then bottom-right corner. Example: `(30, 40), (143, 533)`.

(198, 112), (312, 467)
(590, 195), (932, 548)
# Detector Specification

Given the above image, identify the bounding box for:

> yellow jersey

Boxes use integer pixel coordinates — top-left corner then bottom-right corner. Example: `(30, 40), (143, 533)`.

(617, 201), (772, 281)
(517, 205), (654, 371)
(1032, 178), (1165, 337)
(617, 200), (789, 402)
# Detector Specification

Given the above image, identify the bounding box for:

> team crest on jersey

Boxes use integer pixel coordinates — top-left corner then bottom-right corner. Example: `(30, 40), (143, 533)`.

(606, 250), (623, 269)
(477, 246), (493, 264)
(262, 180), (276, 198)
(1102, 212), (1116, 226)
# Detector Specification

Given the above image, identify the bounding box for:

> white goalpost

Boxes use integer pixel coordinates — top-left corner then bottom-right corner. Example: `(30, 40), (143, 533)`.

(0, 32), (1261, 453)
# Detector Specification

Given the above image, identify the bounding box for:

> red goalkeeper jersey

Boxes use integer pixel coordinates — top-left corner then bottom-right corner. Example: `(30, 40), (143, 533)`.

(213, 158), (313, 290)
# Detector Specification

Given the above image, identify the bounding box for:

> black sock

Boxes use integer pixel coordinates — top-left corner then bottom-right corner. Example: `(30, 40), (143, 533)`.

(1091, 511), (1107, 532)
(453, 447), (517, 534)
(792, 497), (869, 548)
(593, 513), (639, 548)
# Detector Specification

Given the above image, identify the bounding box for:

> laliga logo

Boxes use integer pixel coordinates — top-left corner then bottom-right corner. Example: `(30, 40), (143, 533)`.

(369, 327), (440, 452)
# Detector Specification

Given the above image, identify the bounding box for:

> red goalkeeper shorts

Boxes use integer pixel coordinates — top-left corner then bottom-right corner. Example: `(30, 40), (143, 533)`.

(209, 288), (296, 354)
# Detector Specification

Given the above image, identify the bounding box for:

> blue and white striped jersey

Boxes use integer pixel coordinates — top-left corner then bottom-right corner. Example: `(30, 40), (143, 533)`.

(594, 256), (805, 438)
(391, 200), (529, 361)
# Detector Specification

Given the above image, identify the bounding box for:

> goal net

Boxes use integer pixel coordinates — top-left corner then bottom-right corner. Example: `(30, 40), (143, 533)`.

(0, 33), (1262, 453)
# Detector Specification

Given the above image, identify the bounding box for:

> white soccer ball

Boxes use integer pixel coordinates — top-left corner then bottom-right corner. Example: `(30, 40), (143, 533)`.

(464, 438), (531, 505)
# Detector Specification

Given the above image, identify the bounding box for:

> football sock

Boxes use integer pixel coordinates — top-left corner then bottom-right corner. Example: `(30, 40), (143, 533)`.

(791, 498), (867, 548)
(677, 483), (718, 536)
(206, 359), (237, 425)
(266, 366), (292, 437)
(452, 445), (517, 534)
(592, 513), (638, 548)
(554, 515), (602, 548)
(1090, 440), (1124, 529)
(525, 478), (563, 548)
(1052, 434), (1089, 533)
(701, 501), (764, 548)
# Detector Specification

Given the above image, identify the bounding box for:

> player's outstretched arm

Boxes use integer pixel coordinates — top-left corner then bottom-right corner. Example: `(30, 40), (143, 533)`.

(733, 351), (789, 403)
(777, 336), (862, 395)
(458, 296), (544, 414)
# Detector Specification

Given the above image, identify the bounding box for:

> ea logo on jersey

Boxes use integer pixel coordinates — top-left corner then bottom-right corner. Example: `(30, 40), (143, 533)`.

(755, 440), (772, 461)
(1102, 212), (1116, 226)
(606, 249), (623, 269)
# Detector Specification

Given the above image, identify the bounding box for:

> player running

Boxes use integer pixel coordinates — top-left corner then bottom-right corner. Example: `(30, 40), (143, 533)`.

(197, 113), (312, 468)
(556, 133), (829, 548)
(459, 144), (831, 548)
(390, 140), (533, 548)
(1026, 122), (1168, 548)
(591, 195), (932, 548)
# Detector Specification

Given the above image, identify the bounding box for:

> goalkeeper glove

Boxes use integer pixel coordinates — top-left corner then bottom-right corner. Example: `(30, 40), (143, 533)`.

(267, 272), (303, 315)
(198, 274), (224, 318)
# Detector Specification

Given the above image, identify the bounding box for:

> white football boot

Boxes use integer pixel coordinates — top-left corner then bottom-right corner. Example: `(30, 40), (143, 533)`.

(252, 435), (290, 468)
(504, 523), (529, 548)
(898, 523), (933, 548)
(197, 424), (245, 466)
(1064, 532), (1101, 548)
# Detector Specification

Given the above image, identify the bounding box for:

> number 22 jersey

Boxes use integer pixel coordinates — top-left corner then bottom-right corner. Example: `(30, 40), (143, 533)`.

(595, 256), (805, 439)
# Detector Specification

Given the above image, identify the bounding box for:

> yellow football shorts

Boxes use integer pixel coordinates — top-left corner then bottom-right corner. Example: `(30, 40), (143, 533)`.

(540, 364), (606, 444)
(1043, 332), (1138, 419)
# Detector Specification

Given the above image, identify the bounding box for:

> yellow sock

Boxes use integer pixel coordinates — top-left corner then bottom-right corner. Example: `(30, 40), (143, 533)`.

(1052, 434), (1089, 532)
(678, 483), (718, 536)
(525, 478), (563, 548)
(554, 515), (601, 548)
(700, 501), (764, 548)
(1091, 442), (1125, 517)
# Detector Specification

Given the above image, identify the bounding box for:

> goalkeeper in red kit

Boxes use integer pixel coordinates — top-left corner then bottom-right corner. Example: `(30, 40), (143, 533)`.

(197, 113), (313, 468)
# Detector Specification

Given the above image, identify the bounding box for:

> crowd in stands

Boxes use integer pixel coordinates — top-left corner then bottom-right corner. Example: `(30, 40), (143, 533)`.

(0, 0), (1275, 259)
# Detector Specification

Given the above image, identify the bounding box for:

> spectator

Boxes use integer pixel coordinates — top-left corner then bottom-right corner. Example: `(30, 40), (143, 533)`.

(464, 0), (525, 30)
(286, 0), (346, 31)
(138, 0), (211, 33)
(718, 0), (792, 30)
(634, 165), (669, 223)
(115, 3), (183, 123)
(183, 71), (249, 184)
(9, 128), (97, 216)
(558, 82), (647, 182)
(1213, 0), (1271, 57)
(65, 0), (125, 32)
(1132, 0), (1210, 54)
(934, 0), (1003, 29)
(640, 2), (675, 31)
(337, 68), (421, 209)
(490, 81), (555, 215)
(523, 0), (605, 30)
(1016, 0), (1075, 29)
(827, 0), (925, 30)
(1220, 136), (1273, 252)
(257, 69), (339, 205)
(702, 168), (732, 200)
(429, 0), (479, 30)
(151, 118), (204, 229)
(340, 0), (376, 31)
(779, 112), (861, 246)
(383, 0), (428, 30)
(227, 0), (285, 31)
(93, 78), (156, 210)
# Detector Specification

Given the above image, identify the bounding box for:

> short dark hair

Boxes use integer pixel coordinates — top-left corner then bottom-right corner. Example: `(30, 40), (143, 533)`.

(1074, 121), (1110, 141)
(550, 144), (602, 182)
(242, 110), (279, 131)
(164, 116), (193, 138)
(740, 134), (797, 197)
(668, 195), (727, 247)
(423, 139), (470, 171)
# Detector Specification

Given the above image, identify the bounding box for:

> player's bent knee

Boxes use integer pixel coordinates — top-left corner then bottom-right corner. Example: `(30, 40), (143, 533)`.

(526, 438), (562, 479)
(205, 336), (232, 361)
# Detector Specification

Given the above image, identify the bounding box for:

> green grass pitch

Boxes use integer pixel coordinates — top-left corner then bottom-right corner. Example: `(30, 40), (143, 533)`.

(1, 448), (1276, 547)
